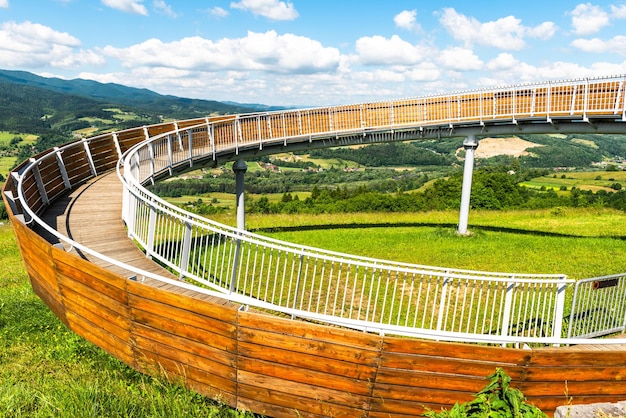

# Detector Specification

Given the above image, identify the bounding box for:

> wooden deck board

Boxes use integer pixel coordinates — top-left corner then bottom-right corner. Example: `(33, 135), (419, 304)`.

(37, 172), (233, 306)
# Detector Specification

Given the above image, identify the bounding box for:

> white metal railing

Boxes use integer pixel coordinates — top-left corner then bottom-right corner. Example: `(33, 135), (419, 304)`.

(10, 74), (626, 346)
(568, 273), (626, 338)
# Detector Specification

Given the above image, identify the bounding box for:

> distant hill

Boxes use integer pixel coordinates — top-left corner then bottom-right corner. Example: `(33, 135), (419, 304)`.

(0, 69), (263, 118)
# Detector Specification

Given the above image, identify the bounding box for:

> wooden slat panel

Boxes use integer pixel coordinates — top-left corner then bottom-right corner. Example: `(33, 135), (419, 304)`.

(237, 374), (368, 417)
(126, 280), (238, 329)
(64, 310), (134, 365)
(131, 323), (237, 382)
(54, 253), (128, 304)
(129, 301), (237, 362)
(134, 347), (237, 406)
(383, 337), (531, 365)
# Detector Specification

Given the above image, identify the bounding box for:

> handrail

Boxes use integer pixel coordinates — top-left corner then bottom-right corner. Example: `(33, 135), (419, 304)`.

(8, 74), (626, 346)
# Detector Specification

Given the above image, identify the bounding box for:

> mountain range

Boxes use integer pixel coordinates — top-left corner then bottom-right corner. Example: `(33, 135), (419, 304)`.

(0, 69), (284, 135)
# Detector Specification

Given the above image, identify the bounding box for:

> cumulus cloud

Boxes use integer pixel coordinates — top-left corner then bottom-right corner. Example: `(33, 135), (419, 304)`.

(0, 21), (104, 69)
(101, 0), (148, 15)
(437, 47), (483, 71)
(569, 3), (609, 36)
(355, 35), (430, 66)
(438, 8), (556, 50)
(103, 31), (340, 73)
(572, 35), (626, 56)
(0, 0), (8, 9)
(209, 6), (229, 18)
(486, 53), (519, 71)
(230, 0), (298, 20)
(394, 10), (421, 32)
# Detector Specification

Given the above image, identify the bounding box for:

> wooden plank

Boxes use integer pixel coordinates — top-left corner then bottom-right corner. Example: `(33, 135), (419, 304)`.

(129, 297), (237, 353)
(131, 329), (237, 383)
(127, 280), (238, 325)
(58, 276), (130, 336)
(374, 368), (490, 393)
(64, 310), (133, 366)
(54, 252), (128, 304)
(529, 348), (626, 366)
(237, 376), (369, 417)
(238, 340), (377, 381)
(134, 347), (237, 406)
(238, 310), (382, 353)
(238, 355), (372, 396)
(383, 336), (531, 366)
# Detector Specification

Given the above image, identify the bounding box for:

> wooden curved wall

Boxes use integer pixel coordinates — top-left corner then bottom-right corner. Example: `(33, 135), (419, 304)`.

(4, 80), (626, 416)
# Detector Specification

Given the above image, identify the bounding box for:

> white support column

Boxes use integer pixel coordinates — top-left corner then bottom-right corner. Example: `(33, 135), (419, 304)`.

(233, 159), (248, 231)
(458, 135), (479, 235)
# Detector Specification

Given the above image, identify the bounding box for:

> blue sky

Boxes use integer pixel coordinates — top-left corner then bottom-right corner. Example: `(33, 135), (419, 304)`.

(2, 0), (626, 107)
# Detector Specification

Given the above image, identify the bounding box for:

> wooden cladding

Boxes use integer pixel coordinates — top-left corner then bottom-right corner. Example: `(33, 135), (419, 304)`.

(8, 212), (626, 417)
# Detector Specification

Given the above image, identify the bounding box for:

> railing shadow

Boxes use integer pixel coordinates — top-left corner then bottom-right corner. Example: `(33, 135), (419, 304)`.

(252, 221), (626, 240)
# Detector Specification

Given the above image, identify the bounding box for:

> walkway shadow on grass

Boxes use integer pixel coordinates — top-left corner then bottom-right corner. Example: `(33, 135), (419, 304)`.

(251, 221), (626, 240)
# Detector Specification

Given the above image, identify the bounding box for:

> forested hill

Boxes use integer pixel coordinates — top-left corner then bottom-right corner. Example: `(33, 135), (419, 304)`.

(0, 69), (260, 134)
(0, 69), (260, 116)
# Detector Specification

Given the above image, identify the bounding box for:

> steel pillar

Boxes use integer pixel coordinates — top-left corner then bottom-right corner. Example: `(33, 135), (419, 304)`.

(233, 159), (248, 231)
(458, 135), (479, 235)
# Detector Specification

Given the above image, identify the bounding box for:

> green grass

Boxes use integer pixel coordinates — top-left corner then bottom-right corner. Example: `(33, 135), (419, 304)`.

(248, 207), (626, 280)
(521, 170), (626, 191)
(0, 222), (254, 418)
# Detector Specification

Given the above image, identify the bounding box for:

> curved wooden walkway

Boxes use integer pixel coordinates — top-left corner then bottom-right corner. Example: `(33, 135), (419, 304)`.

(38, 172), (173, 279)
(36, 172), (234, 304)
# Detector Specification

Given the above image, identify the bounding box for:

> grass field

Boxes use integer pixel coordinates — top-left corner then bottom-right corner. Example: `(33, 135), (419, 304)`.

(521, 169), (626, 192)
(0, 222), (253, 417)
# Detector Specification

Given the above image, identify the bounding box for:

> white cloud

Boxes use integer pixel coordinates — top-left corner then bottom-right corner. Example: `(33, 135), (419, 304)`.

(569, 3), (609, 36)
(101, 0), (148, 15)
(152, 0), (177, 18)
(103, 31), (340, 74)
(230, 0), (298, 21)
(209, 6), (229, 18)
(0, 21), (103, 69)
(355, 35), (430, 66)
(0, 0), (8, 9)
(438, 8), (556, 50)
(394, 10), (421, 32)
(486, 53), (519, 71)
(572, 35), (626, 56)
(437, 47), (483, 71)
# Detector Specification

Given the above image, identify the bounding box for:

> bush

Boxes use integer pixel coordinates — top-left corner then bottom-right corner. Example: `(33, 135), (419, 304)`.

(423, 368), (546, 418)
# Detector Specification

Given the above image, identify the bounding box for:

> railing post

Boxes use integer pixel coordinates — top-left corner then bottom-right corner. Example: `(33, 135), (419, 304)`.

(82, 141), (97, 177)
(551, 276), (568, 345)
(500, 281), (515, 344)
(436, 275), (450, 332)
(148, 141), (155, 185)
(291, 253), (305, 318)
(29, 158), (49, 206)
(187, 128), (193, 167)
(233, 159), (247, 231)
(112, 132), (123, 159)
(179, 218), (193, 279)
(167, 133), (173, 176)
(458, 135), (478, 235)
(55, 147), (71, 190)
(146, 202), (157, 259)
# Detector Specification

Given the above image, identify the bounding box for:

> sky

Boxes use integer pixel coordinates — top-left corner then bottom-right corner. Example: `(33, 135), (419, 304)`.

(2, 1), (626, 107)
